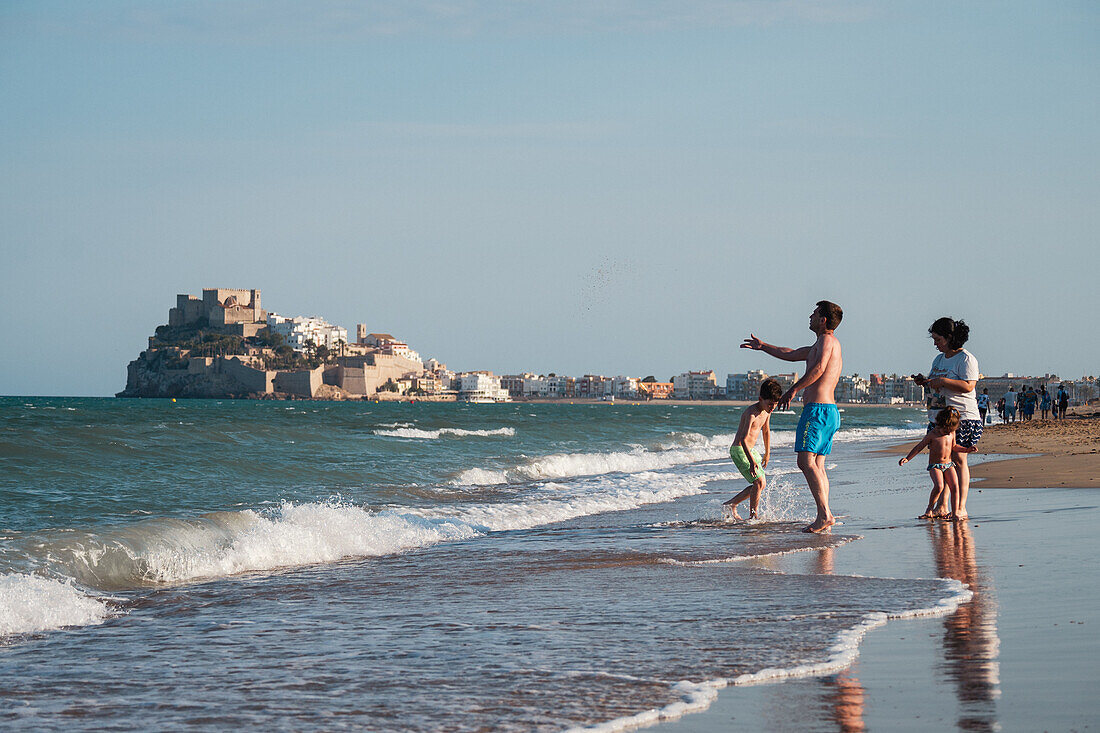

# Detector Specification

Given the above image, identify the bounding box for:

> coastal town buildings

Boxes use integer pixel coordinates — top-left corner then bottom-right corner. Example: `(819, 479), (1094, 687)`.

(673, 371), (718, 399)
(725, 370), (768, 401)
(637, 381), (674, 400)
(613, 376), (640, 398)
(458, 372), (509, 402)
(130, 287), (1098, 407)
(267, 314), (348, 352)
(977, 374), (1099, 407)
(867, 374), (924, 404)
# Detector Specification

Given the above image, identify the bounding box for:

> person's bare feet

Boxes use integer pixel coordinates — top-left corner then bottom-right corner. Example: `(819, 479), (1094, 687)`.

(919, 510), (935, 519)
(954, 512), (969, 521)
(931, 509), (951, 519)
(802, 516), (836, 533)
(722, 499), (742, 520)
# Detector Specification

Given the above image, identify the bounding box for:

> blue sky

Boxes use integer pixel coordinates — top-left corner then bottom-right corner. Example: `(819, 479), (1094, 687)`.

(2, 1), (1097, 396)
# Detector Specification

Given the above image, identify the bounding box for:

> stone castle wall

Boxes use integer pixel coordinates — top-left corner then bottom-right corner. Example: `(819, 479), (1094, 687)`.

(273, 367), (323, 398)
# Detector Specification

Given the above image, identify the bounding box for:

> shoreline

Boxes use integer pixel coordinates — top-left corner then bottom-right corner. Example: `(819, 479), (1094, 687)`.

(656, 444), (1099, 732)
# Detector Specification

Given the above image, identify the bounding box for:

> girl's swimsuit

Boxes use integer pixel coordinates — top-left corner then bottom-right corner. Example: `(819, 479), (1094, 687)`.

(928, 461), (954, 472)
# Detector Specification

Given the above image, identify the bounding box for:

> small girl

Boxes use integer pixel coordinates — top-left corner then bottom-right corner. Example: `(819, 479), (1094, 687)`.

(899, 407), (974, 520)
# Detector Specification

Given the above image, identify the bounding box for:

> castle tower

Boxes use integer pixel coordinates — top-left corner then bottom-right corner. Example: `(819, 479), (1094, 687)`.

(356, 324), (367, 344)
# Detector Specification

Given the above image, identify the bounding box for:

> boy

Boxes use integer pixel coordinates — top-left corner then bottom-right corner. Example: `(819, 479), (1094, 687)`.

(723, 378), (783, 520)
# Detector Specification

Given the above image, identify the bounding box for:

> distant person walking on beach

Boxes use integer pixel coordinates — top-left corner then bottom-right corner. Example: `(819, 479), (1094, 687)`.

(723, 378), (782, 520)
(1002, 387), (1017, 423)
(977, 389), (990, 424)
(1021, 387), (1036, 422)
(1058, 385), (1070, 419)
(996, 397), (1005, 423)
(1040, 387), (1052, 420)
(741, 300), (843, 533)
(912, 317), (981, 520)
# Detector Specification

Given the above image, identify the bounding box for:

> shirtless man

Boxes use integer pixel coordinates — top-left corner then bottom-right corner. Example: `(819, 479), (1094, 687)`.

(741, 301), (844, 532)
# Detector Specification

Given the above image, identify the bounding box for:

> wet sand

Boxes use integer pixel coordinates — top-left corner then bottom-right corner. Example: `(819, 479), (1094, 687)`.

(658, 454), (1099, 732)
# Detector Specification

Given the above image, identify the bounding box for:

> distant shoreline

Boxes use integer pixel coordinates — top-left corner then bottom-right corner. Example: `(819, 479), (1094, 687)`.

(519, 398), (924, 408)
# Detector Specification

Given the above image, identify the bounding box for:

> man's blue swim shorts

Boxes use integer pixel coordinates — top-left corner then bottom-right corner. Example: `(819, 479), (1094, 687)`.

(795, 403), (841, 455)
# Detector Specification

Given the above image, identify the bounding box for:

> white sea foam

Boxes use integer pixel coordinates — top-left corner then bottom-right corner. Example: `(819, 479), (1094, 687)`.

(567, 577), (973, 733)
(0, 573), (111, 638)
(657, 535), (860, 565)
(373, 426), (515, 439)
(452, 432), (742, 486)
(415, 472), (709, 533)
(41, 470), (710, 592)
(451, 426), (921, 487)
(50, 504), (481, 589)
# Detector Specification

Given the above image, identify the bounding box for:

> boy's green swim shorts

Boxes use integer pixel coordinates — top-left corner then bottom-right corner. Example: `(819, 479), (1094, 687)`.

(729, 444), (764, 483)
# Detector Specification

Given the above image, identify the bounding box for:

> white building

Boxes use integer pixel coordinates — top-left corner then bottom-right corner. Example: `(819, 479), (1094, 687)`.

(545, 375), (571, 398)
(458, 372), (510, 402)
(836, 374), (870, 403)
(613, 376), (640, 398)
(521, 376), (547, 398)
(267, 314), (348, 353)
(380, 341), (422, 365)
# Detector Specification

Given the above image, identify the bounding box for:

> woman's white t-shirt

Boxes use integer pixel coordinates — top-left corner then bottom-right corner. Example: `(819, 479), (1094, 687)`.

(926, 349), (980, 422)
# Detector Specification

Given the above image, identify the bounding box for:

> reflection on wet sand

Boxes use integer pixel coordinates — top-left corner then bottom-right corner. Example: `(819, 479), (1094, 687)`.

(815, 546), (867, 732)
(930, 521), (1000, 731)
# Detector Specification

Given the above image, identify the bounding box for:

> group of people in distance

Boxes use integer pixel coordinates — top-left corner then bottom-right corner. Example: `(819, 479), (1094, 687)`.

(723, 304), (984, 531)
(996, 384), (1069, 423)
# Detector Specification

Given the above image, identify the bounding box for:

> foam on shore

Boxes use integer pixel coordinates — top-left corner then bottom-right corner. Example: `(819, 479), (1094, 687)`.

(0, 574), (112, 638)
(566, 578), (973, 733)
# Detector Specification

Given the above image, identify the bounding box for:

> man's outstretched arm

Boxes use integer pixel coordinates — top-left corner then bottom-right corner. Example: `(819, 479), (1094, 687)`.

(741, 334), (811, 362)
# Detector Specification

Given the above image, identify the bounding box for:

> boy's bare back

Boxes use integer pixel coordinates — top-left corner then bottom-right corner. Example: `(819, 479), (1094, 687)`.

(735, 404), (770, 452)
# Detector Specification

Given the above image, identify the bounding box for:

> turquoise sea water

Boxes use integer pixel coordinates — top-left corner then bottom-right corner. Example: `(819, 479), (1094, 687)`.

(0, 397), (967, 730)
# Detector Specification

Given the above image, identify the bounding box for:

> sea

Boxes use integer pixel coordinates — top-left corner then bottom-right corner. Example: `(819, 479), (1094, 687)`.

(0, 397), (970, 731)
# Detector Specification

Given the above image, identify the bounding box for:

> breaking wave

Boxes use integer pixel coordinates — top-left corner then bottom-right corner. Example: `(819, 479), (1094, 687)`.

(2, 470), (712, 638)
(373, 426), (515, 439)
(452, 426), (922, 486)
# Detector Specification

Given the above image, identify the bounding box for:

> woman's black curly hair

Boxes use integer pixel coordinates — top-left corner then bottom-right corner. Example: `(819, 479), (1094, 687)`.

(929, 317), (970, 350)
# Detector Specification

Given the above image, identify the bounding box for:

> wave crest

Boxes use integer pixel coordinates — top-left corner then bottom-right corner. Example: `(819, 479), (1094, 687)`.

(373, 426), (515, 439)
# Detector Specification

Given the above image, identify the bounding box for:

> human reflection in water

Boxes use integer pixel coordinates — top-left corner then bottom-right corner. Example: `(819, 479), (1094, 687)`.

(814, 546), (867, 732)
(930, 520), (1000, 731)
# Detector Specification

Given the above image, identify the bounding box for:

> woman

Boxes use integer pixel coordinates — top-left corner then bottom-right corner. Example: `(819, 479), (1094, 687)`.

(912, 317), (981, 519)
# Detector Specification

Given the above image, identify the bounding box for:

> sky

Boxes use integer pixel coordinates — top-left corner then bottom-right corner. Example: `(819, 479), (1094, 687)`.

(1, 1), (1097, 396)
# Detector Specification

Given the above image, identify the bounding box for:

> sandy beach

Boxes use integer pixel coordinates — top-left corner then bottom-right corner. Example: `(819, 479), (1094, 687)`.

(879, 406), (1100, 489)
(968, 406), (1100, 489)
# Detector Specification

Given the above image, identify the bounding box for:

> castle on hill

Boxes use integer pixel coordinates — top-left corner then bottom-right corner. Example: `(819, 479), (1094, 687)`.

(119, 287), (507, 402)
